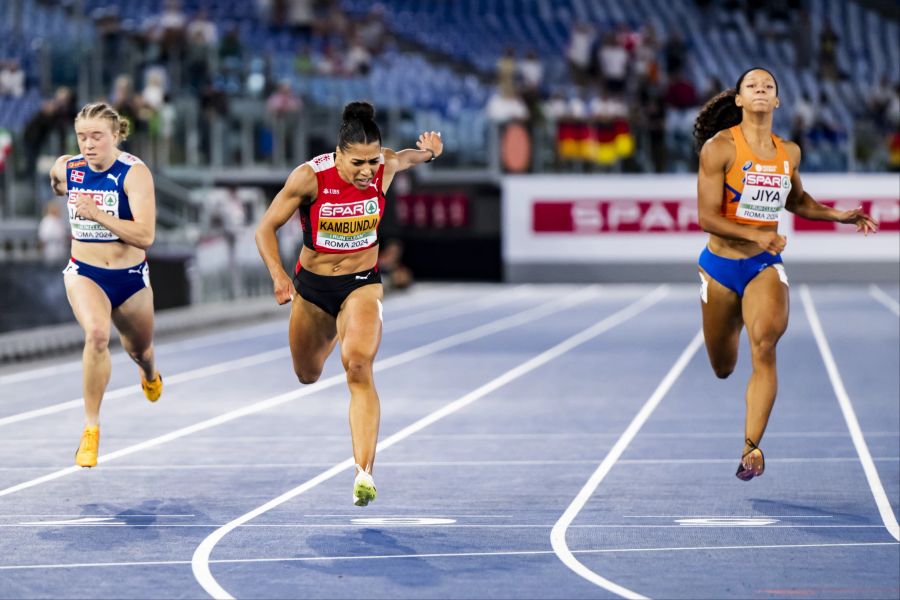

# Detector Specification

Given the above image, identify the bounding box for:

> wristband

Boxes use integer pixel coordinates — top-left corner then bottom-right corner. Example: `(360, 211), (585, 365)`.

(425, 149), (436, 162)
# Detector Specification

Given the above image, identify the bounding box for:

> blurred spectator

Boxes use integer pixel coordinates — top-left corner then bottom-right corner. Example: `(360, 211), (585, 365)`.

(266, 80), (302, 116)
(791, 92), (818, 148)
(663, 32), (687, 76)
(496, 47), (518, 95)
(632, 23), (661, 83)
(22, 101), (57, 176)
(158, 0), (188, 60)
(378, 239), (413, 291)
(485, 87), (528, 124)
(186, 9), (218, 46)
(220, 24), (244, 61)
(566, 22), (595, 85)
(358, 4), (388, 54)
(868, 76), (897, 127)
(518, 50), (544, 93)
(818, 20), (840, 80)
(665, 71), (698, 110)
(37, 202), (69, 265)
(0, 60), (26, 97)
(598, 32), (629, 94)
(793, 9), (813, 68)
(345, 35), (373, 76)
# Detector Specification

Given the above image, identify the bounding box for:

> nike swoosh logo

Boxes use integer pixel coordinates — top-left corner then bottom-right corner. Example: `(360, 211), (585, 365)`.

(355, 274), (371, 280)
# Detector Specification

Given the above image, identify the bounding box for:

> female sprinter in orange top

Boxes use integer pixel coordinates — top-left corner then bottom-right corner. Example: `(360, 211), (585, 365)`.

(49, 103), (163, 468)
(255, 101), (442, 506)
(694, 67), (877, 480)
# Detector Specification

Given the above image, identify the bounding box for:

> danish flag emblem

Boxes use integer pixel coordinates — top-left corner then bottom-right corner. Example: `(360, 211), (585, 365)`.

(70, 170), (84, 183)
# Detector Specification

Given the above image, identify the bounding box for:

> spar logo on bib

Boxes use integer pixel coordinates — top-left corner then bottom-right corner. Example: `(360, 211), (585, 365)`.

(317, 198), (380, 250)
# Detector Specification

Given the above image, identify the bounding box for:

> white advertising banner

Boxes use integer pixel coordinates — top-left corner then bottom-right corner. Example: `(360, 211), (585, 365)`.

(502, 174), (900, 264)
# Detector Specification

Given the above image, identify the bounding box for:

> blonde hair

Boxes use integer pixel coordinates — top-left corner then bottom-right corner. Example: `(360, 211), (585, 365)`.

(75, 102), (130, 141)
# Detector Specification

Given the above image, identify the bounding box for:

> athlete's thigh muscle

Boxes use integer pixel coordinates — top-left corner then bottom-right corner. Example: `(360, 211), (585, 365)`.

(336, 284), (383, 363)
(741, 266), (789, 344)
(112, 286), (155, 352)
(289, 294), (338, 375)
(65, 274), (113, 337)
(699, 267), (743, 369)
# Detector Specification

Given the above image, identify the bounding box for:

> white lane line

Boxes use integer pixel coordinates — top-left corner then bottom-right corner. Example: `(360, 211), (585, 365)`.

(624, 515), (832, 518)
(3, 456), (897, 472)
(0, 286), (533, 428)
(6, 430), (897, 443)
(0, 284), (470, 386)
(0, 348), (289, 428)
(869, 284), (900, 316)
(801, 285), (900, 542)
(551, 329), (704, 600)
(191, 285), (671, 600)
(6, 524), (889, 529)
(0, 285), (608, 499)
(3, 541), (896, 571)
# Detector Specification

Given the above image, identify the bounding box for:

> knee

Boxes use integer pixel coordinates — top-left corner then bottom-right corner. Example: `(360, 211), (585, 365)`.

(343, 353), (374, 384)
(750, 337), (778, 364)
(84, 326), (110, 353)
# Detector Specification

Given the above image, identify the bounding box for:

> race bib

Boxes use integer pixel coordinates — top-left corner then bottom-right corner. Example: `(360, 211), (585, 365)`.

(736, 172), (791, 223)
(316, 198), (380, 250)
(68, 189), (121, 241)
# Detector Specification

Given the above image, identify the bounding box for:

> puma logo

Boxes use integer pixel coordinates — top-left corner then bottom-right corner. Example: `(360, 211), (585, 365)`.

(128, 268), (144, 275)
(355, 273), (371, 280)
(107, 173), (121, 185)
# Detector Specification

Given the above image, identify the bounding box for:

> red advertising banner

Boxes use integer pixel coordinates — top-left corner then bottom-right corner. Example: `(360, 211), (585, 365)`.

(533, 200), (703, 233)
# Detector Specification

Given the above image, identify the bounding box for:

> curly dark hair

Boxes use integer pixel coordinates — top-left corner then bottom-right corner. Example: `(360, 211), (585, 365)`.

(692, 67), (778, 153)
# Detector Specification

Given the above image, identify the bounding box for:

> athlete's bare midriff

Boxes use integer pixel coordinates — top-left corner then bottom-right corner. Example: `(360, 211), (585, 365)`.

(707, 226), (778, 259)
(299, 244), (379, 275)
(71, 239), (146, 268)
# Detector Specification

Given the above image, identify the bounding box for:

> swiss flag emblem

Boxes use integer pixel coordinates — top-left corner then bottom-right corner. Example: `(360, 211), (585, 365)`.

(70, 170), (84, 183)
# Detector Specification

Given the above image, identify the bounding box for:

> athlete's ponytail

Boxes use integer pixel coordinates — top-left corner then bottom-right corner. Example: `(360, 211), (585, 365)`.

(693, 89), (741, 153)
(338, 101), (381, 150)
(693, 67), (778, 153)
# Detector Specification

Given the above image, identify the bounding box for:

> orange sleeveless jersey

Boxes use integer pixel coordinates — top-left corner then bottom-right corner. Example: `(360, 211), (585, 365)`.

(722, 125), (793, 226)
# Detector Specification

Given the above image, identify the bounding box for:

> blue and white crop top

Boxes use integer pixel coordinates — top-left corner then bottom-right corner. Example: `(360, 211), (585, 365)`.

(66, 152), (144, 242)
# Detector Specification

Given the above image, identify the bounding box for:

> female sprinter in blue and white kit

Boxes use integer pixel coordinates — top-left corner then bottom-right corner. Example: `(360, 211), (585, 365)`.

(255, 101), (442, 506)
(49, 103), (163, 468)
(694, 68), (877, 481)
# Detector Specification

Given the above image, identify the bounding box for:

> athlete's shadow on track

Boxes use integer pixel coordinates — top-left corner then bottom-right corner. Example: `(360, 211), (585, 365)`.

(751, 498), (874, 537)
(36, 498), (205, 548)
(289, 528), (444, 588)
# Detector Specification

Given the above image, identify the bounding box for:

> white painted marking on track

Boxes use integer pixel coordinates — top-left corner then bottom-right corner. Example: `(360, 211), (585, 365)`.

(550, 329), (704, 600)
(19, 517), (124, 526)
(0, 286), (604, 499)
(869, 284), (900, 316)
(801, 285), (900, 542)
(350, 517), (456, 525)
(191, 285), (671, 600)
(1, 541), (895, 571)
(0, 286), (533, 428)
(674, 517), (779, 526)
(0, 284), (461, 386)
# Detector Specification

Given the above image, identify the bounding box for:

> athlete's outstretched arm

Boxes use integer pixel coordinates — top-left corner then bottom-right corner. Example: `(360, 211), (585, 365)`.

(697, 136), (786, 254)
(783, 142), (878, 234)
(380, 131), (443, 192)
(72, 163), (157, 249)
(256, 164), (317, 304)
